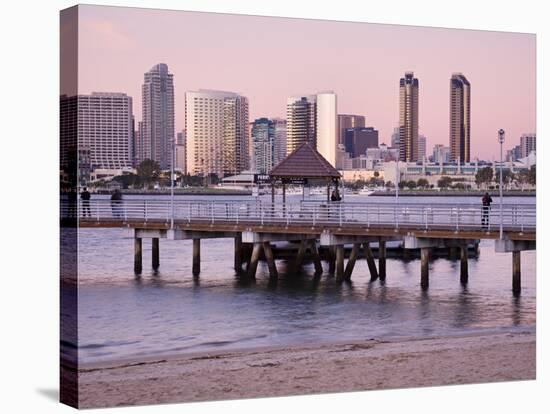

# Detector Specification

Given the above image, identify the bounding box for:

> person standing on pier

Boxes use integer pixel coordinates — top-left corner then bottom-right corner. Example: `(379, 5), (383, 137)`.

(481, 192), (493, 229)
(110, 189), (123, 218)
(81, 187), (91, 217)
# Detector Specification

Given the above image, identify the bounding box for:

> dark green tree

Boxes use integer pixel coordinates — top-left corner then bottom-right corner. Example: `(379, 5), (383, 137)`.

(137, 159), (161, 188)
(437, 176), (453, 189)
(475, 167), (493, 189)
(417, 178), (429, 189)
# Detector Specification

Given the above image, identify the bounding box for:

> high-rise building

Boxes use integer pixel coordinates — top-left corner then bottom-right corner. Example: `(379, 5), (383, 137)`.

(286, 92), (337, 167)
(399, 72), (419, 162)
(418, 135), (427, 160)
(272, 118), (287, 166)
(343, 127), (379, 157)
(337, 114), (365, 145)
(520, 133), (536, 158)
(449, 73), (471, 163)
(185, 89), (249, 177)
(286, 95), (317, 154)
(391, 126), (400, 148)
(141, 63), (175, 169)
(506, 145), (521, 162)
(175, 130), (186, 173)
(61, 92), (133, 171)
(432, 144), (450, 164)
(251, 118), (275, 174)
(316, 92), (338, 167)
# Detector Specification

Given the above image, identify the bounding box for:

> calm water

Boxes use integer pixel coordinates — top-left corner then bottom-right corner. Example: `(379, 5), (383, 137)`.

(72, 195), (536, 365)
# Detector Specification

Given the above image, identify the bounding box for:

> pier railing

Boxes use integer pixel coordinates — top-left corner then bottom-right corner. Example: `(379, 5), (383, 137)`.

(61, 199), (536, 232)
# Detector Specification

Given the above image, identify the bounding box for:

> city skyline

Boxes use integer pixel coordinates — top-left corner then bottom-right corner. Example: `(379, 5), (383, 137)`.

(74, 6), (535, 161)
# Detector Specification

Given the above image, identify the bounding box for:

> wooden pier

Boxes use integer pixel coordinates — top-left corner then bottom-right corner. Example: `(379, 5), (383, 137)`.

(64, 198), (536, 297)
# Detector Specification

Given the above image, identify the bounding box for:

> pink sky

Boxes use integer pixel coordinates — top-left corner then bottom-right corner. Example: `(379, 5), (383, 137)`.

(74, 5), (535, 161)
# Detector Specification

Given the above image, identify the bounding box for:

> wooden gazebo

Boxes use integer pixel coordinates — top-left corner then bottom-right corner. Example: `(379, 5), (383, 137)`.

(268, 142), (341, 203)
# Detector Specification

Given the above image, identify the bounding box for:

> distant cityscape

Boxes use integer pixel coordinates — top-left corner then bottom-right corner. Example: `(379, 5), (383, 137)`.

(60, 63), (536, 190)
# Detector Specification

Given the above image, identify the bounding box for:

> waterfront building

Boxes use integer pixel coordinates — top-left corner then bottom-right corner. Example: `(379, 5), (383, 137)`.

(399, 72), (419, 161)
(449, 73), (471, 163)
(140, 63), (175, 170)
(337, 114), (365, 145)
(186, 89), (249, 177)
(343, 127), (379, 158)
(273, 118), (287, 166)
(520, 133), (536, 158)
(251, 118), (275, 174)
(418, 135), (427, 161)
(61, 92), (133, 172)
(286, 91), (337, 167)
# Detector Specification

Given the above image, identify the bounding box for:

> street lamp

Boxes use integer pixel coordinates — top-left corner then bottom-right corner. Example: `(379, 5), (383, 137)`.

(170, 135), (175, 230)
(395, 159), (399, 203)
(498, 129), (505, 239)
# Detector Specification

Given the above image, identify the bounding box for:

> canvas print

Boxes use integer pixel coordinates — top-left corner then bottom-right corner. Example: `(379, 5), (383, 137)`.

(60, 5), (536, 409)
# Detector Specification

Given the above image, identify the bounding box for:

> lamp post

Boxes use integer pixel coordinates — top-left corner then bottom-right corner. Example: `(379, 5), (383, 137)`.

(170, 135), (175, 230)
(395, 159), (399, 203)
(498, 129), (505, 239)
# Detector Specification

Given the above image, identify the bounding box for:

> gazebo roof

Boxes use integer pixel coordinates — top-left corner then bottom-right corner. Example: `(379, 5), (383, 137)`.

(269, 142), (341, 179)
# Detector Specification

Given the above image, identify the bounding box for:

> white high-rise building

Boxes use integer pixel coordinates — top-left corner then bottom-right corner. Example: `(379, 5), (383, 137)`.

(316, 91), (338, 167)
(273, 118), (287, 166)
(185, 89), (249, 177)
(72, 92), (133, 170)
(286, 91), (337, 166)
(418, 135), (427, 160)
(140, 63), (175, 169)
(520, 133), (536, 158)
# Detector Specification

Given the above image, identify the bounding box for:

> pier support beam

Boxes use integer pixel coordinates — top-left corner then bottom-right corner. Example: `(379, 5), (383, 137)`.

(152, 238), (160, 270)
(248, 243), (262, 279)
(192, 239), (201, 277)
(293, 240), (307, 273)
(335, 245), (345, 281)
(420, 248), (430, 290)
(328, 246), (336, 275)
(343, 243), (360, 281)
(134, 237), (142, 275)
(513, 251), (521, 296)
(263, 242), (278, 279)
(309, 240), (323, 276)
(379, 240), (387, 281)
(460, 246), (468, 285)
(363, 243), (379, 282)
(234, 234), (243, 271)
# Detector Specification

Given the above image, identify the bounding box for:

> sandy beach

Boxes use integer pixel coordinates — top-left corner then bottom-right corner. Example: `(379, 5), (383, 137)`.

(74, 329), (535, 408)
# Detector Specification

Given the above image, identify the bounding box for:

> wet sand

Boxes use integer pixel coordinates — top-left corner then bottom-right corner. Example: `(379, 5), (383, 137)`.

(76, 330), (535, 408)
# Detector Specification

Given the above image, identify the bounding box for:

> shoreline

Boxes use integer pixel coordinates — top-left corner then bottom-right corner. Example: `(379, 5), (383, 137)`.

(75, 328), (536, 408)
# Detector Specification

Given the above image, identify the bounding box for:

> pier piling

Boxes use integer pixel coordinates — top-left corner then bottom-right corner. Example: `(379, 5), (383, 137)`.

(152, 238), (160, 270)
(421, 248), (430, 290)
(263, 242), (278, 279)
(379, 240), (387, 281)
(335, 245), (345, 281)
(248, 243), (262, 279)
(293, 240), (307, 273)
(192, 239), (201, 277)
(234, 234), (243, 271)
(513, 251), (521, 296)
(328, 246), (336, 275)
(460, 246), (468, 285)
(343, 243), (360, 281)
(364, 243), (379, 282)
(134, 237), (142, 275)
(309, 240), (323, 276)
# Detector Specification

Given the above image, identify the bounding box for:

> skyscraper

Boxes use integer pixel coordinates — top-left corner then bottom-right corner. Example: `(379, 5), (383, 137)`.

(399, 72), (419, 162)
(62, 92), (133, 171)
(141, 63), (175, 169)
(449, 73), (471, 163)
(316, 91), (338, 167)
(185, 89), (249, 177)
(286, 92), (337, 167)
(272, 118), (287, 166)
(418, 135), (427, 160)
(251, 118), (275, 174)
(519, 133), (536, 158)
(176, 130), (186, 173)
(343, 127), (379, 157)
(286, 95), (317, 154)
(337, 114), (365, 145)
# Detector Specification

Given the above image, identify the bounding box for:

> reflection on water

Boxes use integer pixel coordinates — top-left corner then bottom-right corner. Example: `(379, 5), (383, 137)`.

(71, 196), (535, 365)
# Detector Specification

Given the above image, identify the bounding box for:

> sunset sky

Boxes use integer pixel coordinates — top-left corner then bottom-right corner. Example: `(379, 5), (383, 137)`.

(75, 5), (536, 160)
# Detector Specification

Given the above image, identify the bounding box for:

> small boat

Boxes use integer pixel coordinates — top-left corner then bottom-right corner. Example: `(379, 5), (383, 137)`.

(358, 187), (375, 196)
